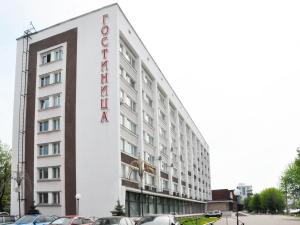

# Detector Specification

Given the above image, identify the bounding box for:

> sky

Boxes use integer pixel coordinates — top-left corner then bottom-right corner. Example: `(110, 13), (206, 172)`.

(1, 0), (300, 193)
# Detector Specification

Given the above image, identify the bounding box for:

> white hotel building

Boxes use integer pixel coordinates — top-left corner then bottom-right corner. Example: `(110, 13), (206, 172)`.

(11, 3), (211, 217)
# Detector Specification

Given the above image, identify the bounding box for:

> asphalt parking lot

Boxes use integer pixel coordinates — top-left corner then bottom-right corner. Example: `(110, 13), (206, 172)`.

(214, 214), (300, 225)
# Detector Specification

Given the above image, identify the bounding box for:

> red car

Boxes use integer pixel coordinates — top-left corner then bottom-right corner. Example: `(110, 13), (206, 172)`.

(50, 216), (93, 225)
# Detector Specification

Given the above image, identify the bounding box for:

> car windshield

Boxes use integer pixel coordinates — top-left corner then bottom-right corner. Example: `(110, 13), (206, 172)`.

(51, 218), (72, 225)
(94, 218), (121, 225)
(15, 215), (37, 224)
(137, 216), (170, 225)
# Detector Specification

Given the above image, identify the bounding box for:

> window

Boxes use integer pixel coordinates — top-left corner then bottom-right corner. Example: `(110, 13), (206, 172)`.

(121, 164), (127, 178)
(53, 94), (60, 107)
(159, 127), (166, 138)
(54, 49), (62, 61)
(173, 167), (178, 177)
(120, 114), (125, 126)
(39, 121), (49, 132)
(159, 109), (166, 122)
(121, 115), (137, 134)
(162, 179), (168, 190)
(145, 173), (155, 186)
(161, 162), (168, 172)
(119, 67), (136, 89)
(54, 71), (61, 83)
(171, 123), (176, 134)
(126, 118), (136, 134)
(39, 144), (49, 156)
(182, 186), (186, 195)
(119, 43), (135, 68)
(144, 152), (155, 165)
(39, 97), (49, 110)
(39, 168), (48, 180)
(159, 92), (165, 106)
(159, 144), (167, 155)
(144, 132), (154, 146)
(120, 138), (137, 157)
(52, 167), (60, 179)
(143, 93), (153, 107)
(125, 95), (136, 112)
(173, 183), (178, 192)
(52, 192), (60, 204)
(170, 106), (176, 119)
(41, 48), (63, 65)
(40, 75), (50, 87)
(179, 118), (184, 128)
(171, 138), (176, 146)
(180, 134), (184, 142)
(143, 70), (152, 89)
(42, 53), (51, 65)
(130, 169), (139, 181)
(120, 90), (124, 101)
(119, 44), (124, 54)
(172, 153), (177, 162)
(53, 118), (60, 131)
(53, 142), (60, 155)
(143, 112), (153, 127)
(38, 192), (48, 204)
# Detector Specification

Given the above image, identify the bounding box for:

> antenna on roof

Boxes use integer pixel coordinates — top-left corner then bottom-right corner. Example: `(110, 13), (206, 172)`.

(29, 21), (36, 32)
(23, 22), (36, 39)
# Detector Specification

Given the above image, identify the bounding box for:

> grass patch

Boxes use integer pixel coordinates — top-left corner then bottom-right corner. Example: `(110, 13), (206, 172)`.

(179, 216), (219, 225)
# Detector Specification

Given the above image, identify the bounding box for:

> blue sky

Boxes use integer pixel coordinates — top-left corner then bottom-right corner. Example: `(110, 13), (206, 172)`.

(1, 0), (300, 192)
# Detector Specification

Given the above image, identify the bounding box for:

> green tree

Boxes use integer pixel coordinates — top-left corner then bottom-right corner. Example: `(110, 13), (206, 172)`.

(260, 188), (285, 214)
(0, 141), (11, 212)
(249, 193), (261, 213)
(243, 196), (252, 212)
(280, 151), (300, 208)
(111, 200), (126, 216)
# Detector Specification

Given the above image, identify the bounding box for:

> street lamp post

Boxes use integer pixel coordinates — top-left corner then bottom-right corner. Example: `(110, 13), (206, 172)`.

(75, 193), (81, 215)
(128, 156), (156, 217)
(234, 189), (241, 225)
(128, 157), (145, 216)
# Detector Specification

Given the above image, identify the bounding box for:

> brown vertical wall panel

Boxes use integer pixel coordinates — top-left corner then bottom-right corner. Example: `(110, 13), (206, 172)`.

(25, 28), (77, 214)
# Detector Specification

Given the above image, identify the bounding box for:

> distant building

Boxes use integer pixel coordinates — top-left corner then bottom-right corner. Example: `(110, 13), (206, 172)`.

(237, 183), (253, 199)
(207, 189), (237, 211)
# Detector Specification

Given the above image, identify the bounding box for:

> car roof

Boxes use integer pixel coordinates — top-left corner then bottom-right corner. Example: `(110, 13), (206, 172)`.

(97, 217), (124, 219)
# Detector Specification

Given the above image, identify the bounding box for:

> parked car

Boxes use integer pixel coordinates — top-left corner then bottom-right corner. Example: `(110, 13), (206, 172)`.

(0, 213), (16, 225)
(12, 214), (55, 225)
(204, 210), (222, 218)
(50, 216), (93, 225)
(136, 215), (180, 225)
(93, 216), (134, 225)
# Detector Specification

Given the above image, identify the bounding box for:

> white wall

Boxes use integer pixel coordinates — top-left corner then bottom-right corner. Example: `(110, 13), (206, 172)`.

(75, 5), (121, 217)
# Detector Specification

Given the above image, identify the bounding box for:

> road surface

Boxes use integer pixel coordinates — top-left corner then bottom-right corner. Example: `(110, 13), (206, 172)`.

(214, 214), (300, 225)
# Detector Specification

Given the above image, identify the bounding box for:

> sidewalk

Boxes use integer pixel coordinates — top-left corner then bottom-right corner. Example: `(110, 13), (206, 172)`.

(214, 216), (240, 225)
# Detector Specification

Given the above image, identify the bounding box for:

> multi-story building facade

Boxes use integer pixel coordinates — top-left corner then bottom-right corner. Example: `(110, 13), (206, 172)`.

(236, 183), (253, 200)
(11, 3), (211, 217)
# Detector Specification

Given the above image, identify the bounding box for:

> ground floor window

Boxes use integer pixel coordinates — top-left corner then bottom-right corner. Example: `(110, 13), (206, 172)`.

(125, 191), (206, 217)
